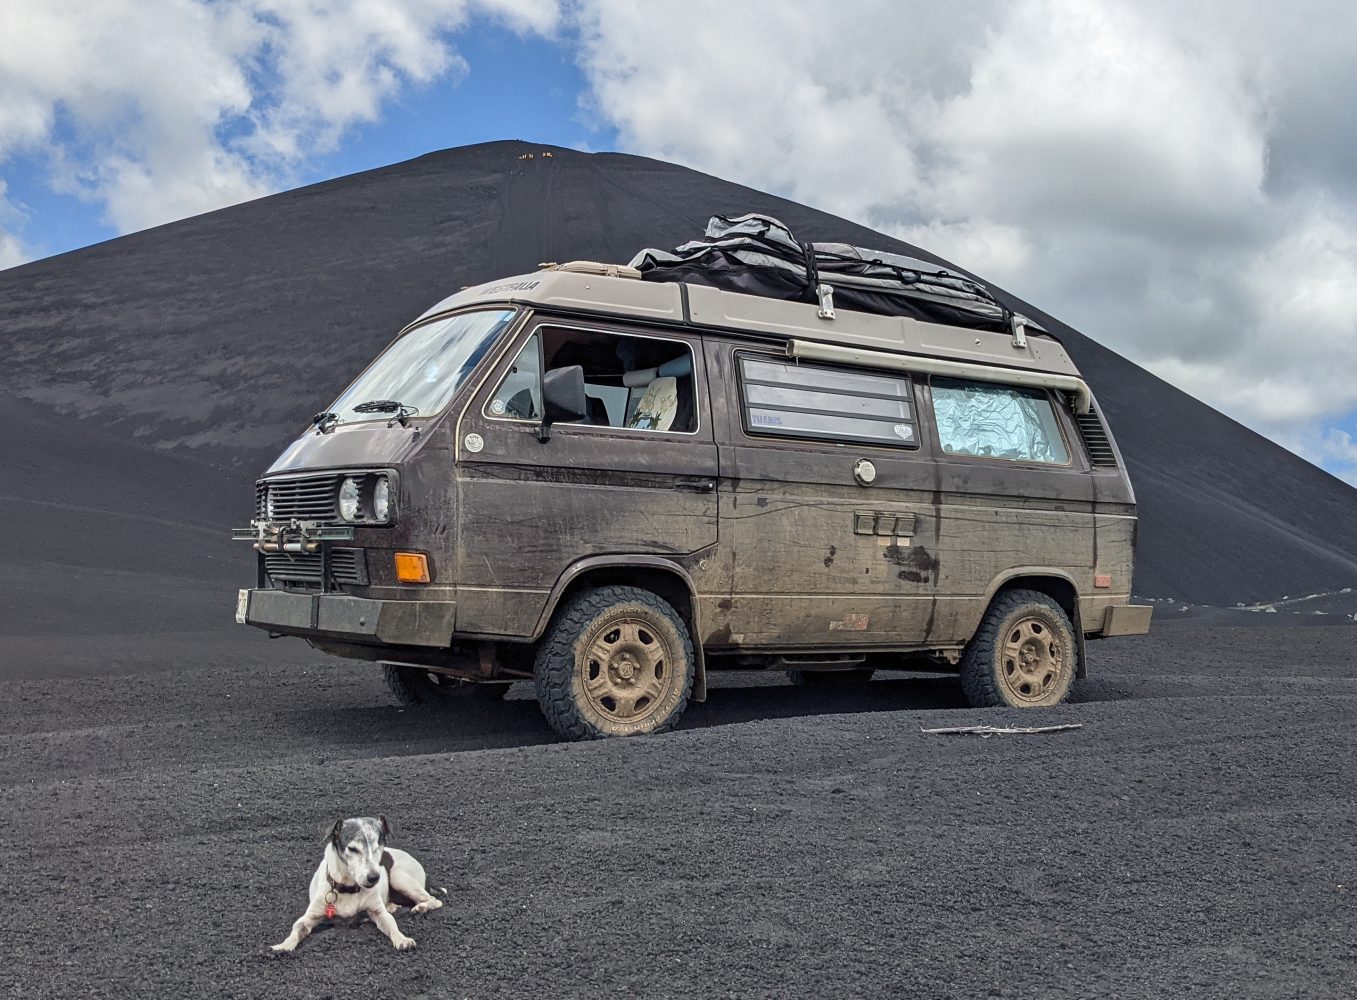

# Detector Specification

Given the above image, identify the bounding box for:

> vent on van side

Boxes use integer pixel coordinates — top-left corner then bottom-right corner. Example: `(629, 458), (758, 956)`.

(1075, 408), (1119, 467)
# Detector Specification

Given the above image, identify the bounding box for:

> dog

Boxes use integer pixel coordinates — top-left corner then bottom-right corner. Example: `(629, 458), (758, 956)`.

(272, 816), (445, 953)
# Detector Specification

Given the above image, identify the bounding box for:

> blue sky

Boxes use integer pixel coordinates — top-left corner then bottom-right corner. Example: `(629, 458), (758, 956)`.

(1, 2), (1355, 483)
(2, 23), (612, 261)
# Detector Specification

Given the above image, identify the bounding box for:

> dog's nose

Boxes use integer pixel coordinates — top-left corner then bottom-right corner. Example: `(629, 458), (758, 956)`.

(365, 876), (380, 887)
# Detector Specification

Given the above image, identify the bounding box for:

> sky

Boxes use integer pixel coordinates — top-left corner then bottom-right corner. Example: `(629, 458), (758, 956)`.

(2, 0), (1356, 484)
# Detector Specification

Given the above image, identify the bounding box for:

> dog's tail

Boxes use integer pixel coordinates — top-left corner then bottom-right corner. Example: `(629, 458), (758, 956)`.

(425, 874), (449, 897)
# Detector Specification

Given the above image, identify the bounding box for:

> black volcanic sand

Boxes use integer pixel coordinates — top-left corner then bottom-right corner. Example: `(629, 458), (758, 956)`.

(4, 624), (1354, 999)
(2, 138), (1356, 997)
(2, 139), (1356, 606)
(0, 390), (275, 675)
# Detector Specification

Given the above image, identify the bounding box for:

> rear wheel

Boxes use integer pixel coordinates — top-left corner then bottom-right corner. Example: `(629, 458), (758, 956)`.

(382, 664), (510, 706)
(960, 589), (1077, 708)
(534, 585), (694, 740)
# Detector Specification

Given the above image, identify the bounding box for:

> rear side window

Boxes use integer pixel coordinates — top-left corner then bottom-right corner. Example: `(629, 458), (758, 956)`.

(931, 377), (1070, 464)
(738, 356), (918, 448)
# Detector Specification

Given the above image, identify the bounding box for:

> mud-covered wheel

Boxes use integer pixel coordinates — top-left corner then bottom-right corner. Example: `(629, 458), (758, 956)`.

(382, 664), (510, 705)
(960, 589), (1077, 708)
(534, 585), (694, 740)
(788, 669), (875, 685)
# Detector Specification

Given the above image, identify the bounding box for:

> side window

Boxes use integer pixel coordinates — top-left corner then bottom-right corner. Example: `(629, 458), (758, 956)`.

(488, 327), (697, 433)
(487, 335), (542, 420)
(738, 355), (918, 448)
(930, 377), (1070, 464)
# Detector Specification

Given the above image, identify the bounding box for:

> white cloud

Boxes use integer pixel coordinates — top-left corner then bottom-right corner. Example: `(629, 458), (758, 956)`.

(0, 179), (27, 269)
(0, 229), (23, 270)
(0, 0), (559, 237)
(574, 0), (1357, 451)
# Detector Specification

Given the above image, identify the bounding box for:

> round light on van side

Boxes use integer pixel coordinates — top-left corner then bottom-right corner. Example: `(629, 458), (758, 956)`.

(373, 477), (391, 522)
(338, 477), (361, 521)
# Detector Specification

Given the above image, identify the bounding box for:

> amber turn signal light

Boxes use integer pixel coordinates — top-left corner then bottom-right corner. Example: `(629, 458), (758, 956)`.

(394, 552), (431, 584)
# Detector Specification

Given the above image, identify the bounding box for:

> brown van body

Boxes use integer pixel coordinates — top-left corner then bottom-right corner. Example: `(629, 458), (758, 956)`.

(236, 265), (1148, 707)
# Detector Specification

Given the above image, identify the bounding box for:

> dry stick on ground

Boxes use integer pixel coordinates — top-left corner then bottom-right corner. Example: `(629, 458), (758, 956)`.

(919, 723), (1084, 737)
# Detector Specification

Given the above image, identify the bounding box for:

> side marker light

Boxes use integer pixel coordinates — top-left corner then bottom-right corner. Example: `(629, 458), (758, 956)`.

(395, 552), (431, 584)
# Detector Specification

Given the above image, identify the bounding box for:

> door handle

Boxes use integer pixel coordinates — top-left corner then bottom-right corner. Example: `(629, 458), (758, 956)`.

(674, 478), (716, 494)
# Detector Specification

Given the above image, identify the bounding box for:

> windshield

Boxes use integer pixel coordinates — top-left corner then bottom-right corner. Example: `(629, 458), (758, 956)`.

(329, 309), (516, 423)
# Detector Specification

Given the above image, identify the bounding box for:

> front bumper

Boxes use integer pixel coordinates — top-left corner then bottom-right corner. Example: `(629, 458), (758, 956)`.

(235, 589), (456, 647)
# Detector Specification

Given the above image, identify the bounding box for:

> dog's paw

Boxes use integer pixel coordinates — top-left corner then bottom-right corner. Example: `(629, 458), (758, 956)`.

(412, 898), (443, 915)
(271, 941), (297, 953)
(392, 934), (417, 951)
(386, 902), (399, 914)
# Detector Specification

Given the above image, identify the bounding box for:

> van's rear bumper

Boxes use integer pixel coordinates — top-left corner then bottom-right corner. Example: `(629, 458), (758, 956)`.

(1101, 604), (1153, 636)
(235, 589), (456, 647)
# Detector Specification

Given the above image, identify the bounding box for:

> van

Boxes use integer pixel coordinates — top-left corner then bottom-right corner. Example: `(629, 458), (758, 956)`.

(234, 259), (1151, 740)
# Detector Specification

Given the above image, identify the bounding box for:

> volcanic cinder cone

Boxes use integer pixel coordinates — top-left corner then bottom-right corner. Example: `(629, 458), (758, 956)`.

(3, 140), (1355, 611)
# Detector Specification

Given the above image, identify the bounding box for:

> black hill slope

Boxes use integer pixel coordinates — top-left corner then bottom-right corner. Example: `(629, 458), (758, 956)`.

(2, 139), (1355, 606)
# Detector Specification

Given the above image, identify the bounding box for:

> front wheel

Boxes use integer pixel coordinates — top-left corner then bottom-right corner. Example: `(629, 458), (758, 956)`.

(382, 664), (510, 706)
(959, 589), (1077, 708)
(534, 586), (694, 740)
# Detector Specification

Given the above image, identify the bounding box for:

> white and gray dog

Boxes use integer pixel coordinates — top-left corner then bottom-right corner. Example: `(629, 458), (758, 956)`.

(272, 816), (445, 953)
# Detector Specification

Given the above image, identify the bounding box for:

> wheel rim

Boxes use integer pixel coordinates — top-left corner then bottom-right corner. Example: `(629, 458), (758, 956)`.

(999, 615), (1067, 704)
(579, 615), (677, 725)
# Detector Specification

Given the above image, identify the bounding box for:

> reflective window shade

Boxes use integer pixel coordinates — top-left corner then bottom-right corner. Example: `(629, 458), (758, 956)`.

(931, 377), (1070, 464)
(739, 356), (918, 448)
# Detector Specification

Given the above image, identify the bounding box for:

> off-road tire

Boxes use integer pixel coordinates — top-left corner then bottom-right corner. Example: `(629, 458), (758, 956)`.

(960, 589), (1077, 708)
(788, 669), (876, 685)
(382, 664), (510, 706)
(534, 585), (694, 740)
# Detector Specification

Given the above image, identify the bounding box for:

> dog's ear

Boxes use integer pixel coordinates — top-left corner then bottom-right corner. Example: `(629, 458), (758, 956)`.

(323, 818), (343, 846)
(379, 815), (393, 843)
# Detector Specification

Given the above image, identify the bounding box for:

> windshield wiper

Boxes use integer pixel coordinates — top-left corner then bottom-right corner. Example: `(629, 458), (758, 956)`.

(352, 399), (419, 427)
(311, 411), (340, 434)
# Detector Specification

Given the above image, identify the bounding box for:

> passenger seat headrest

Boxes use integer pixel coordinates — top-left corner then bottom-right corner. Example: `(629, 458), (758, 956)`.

(622, 367), (657, 388)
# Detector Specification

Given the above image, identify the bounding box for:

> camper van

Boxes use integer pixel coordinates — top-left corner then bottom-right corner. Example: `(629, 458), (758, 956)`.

(234, 228), (1150, 740)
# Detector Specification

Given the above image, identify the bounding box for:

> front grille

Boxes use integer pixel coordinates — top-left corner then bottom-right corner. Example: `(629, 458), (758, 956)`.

(257, 474), (342, 521)
(264, 548), (368, 586)
(1075, 408), (1118, 467)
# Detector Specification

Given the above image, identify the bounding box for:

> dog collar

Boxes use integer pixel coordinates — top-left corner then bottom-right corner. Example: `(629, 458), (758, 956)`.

(326, 871), (363, 894)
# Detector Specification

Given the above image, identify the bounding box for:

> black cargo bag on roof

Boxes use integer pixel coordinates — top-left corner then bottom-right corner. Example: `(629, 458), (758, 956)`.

(628, 213), (1033, 335)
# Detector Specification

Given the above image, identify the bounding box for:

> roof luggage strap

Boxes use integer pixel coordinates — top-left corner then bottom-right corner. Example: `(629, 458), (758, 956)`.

(800, 240), (835, 321)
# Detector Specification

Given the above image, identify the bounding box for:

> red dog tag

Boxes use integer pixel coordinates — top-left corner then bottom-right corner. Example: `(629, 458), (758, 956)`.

(325, 903), (336, 919)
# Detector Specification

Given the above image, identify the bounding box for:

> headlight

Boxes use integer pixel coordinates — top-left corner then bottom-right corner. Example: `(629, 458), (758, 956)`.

(373, 477), (391, 522)
(338, 477), (361, 521)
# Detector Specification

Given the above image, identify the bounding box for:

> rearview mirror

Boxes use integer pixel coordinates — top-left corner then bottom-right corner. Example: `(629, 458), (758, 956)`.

(538, 365), (587, 441)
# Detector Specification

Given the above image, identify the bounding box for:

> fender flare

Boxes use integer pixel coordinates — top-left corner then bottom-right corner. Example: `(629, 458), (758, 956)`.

(531, 554), (708, 701)
(976, 568), (1088, 679)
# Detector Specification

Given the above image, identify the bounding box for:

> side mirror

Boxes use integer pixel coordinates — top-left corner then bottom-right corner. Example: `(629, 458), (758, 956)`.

(538, 365), (587, 442)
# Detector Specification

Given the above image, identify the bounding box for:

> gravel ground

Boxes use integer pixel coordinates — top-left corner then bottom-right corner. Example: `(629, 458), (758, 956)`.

(3, 623), (1355, 999)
